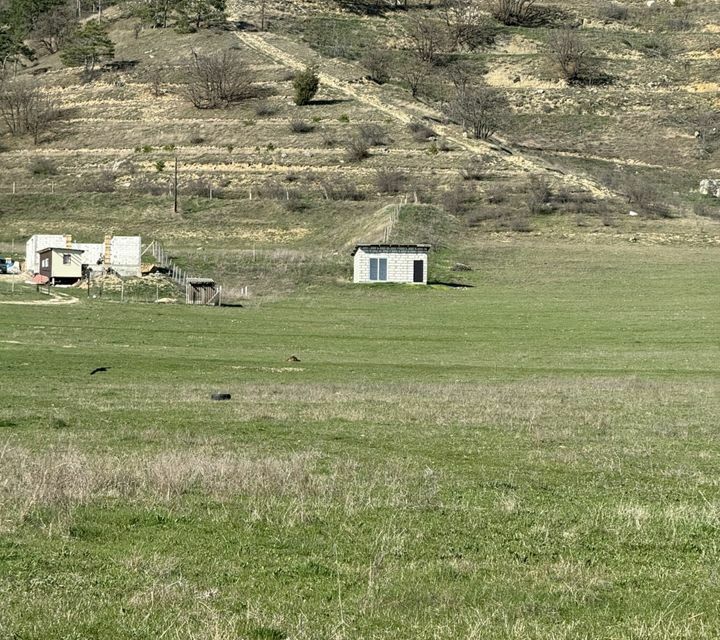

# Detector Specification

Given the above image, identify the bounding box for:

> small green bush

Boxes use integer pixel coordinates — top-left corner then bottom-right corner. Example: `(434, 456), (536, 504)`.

(29, 157), (58, 176)
(293, 66), (320, 106)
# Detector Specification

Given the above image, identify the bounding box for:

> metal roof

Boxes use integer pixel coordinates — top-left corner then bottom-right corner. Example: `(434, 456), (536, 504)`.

(351, 244), (431, 256)
(38, 247), (85, 253)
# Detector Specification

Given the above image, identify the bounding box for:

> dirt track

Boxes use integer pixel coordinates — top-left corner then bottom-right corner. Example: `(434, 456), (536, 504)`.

(231, 28), (616, 199)
(0, 276), (80, 305)
(0, 294), (80, 305)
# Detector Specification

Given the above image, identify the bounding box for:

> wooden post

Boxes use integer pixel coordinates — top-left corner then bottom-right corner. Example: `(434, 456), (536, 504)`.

(12, 182), (16, 195)
(120, 281), (124, 303)
(173, 156), (178, 213)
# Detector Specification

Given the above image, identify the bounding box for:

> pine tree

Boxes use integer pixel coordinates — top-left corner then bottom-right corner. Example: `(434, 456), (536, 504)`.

(60, 21), (114, 73)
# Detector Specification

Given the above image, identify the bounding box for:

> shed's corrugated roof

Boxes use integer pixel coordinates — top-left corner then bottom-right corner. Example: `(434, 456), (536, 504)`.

(351, 244), (431, 256)
(187, 278), (216, 285)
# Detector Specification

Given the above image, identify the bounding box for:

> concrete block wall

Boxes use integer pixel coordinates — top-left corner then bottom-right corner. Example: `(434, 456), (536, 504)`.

(109, 236), (141, 277)
(72, 243), (104, 269)
(25, 235), (65, 273)
(353, 247), (428, 284)
(26, 234), (142, 276)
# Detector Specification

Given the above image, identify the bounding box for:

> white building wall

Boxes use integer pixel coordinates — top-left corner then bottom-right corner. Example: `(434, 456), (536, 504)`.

(109, 236), (141, 277)
(25, 234), (141, 277)
(72, 243), (104, 268)
(353, 247), (428, 284)
(25, 235), (65, 273)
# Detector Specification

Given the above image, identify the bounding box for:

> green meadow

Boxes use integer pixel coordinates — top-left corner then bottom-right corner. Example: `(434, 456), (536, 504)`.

(1, 241), (719, 639)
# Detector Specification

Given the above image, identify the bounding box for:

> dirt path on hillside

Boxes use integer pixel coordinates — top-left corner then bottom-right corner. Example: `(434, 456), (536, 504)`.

(231, 28), (616, 199)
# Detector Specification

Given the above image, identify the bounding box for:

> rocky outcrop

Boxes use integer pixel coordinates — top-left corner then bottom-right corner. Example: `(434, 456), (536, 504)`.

(699, 179), (720, 198)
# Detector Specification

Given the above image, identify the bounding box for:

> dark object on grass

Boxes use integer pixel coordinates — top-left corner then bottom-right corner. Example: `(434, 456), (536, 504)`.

(286, 355), (301, 362)
(211, 393), (232, 401)
(90, 367), (110, 375)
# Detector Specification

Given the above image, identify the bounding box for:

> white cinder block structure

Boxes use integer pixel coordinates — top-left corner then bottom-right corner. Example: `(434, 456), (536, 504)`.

(352, 244), (430, 284)
(109, 236), (142, 277)
(26, 234), (142, 277)
(25, 234), (66, 273)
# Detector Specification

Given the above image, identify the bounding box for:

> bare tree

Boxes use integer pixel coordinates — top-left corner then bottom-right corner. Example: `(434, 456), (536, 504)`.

(489, 0), (536, 25)
(32, 3), (77, 54)
(548, 28), (588, 83)
(445, 82), (507, 139)
(258, 0), (267, 30)
(397, 56), (432, 98)
(404, 15), (448, 63)
(362, 48), (392, 84)
(148, 66), (165, 96)
(0, 80), (57, 143)
(185, 49), (255, 108)
(441, 0), (495, 51)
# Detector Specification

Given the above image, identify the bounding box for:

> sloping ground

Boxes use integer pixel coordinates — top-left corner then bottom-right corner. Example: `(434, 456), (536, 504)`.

(232, 28), (614, 200)
(1, 0), (720, 299)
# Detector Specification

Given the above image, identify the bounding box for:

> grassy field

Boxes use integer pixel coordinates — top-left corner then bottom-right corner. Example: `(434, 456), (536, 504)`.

(2, 240), (719, 639)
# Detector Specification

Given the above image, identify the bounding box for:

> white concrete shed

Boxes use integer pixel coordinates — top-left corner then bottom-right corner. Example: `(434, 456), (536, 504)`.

(352, 244), (430, 284)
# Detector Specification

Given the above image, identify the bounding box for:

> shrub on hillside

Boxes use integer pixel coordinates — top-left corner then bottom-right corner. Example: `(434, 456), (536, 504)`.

(615, 173), (672, 218)
(597, 2), (629, 21)
(289, 119), (314, 133)
(460, 160), (485, 181)
(344, 136), (370, 162)
(525, 175), (552, 214)
(86, 171), (116, 193)
(445, 83), (508, 139)
(441, 182), (473, 214)
(490, 0), (537, 26)
(293, 65), (320, 106)
(408, 121), (436, 142)
(29, 157), (57, 176)
(185, 50), (255, 109)
(320, 129), (338, 147)
(254, 101), (278, 116)
(375, 169), (406, 194)
(548, 28), (589, 84)
(358, 123), (389, 146)
(320, 176), (366, 201)
(362, 49), (392, 84)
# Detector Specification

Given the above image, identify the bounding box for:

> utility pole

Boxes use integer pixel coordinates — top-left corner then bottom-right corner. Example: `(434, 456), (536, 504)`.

(173, 155), (179, 214)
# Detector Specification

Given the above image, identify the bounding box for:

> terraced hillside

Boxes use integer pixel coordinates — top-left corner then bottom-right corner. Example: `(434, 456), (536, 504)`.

(0, 0), (719, 296)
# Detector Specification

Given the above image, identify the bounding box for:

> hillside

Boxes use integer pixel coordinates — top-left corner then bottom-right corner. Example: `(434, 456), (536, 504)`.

(0, 0), (719, 295)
